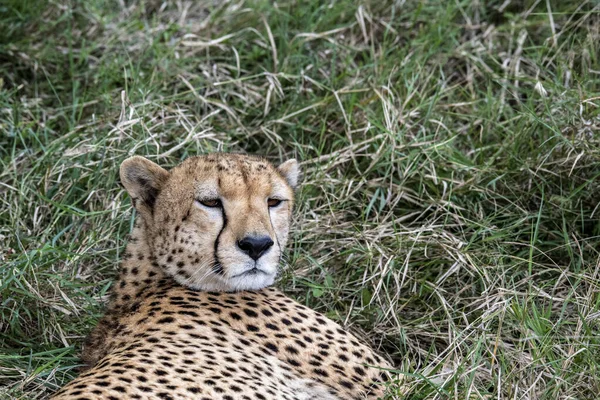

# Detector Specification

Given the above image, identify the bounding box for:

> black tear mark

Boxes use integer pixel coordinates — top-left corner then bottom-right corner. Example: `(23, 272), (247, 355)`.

(213, 206), (227, 276)
(268, 210), (282, 258)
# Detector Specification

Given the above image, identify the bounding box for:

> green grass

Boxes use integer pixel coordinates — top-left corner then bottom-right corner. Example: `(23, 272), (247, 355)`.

(1, 0), (599, 398)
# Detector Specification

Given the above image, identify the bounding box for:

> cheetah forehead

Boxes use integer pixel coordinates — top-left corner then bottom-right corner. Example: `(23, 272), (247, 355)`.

(169, 154), (291, 198)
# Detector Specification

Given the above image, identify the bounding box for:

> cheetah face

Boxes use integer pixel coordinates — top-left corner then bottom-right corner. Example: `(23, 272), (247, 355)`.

(120, 154), (299, 292)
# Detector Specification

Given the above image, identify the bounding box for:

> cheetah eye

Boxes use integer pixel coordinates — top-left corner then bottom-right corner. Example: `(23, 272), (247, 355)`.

(198, 199), (222, 208)
(267, 198), (283, 208)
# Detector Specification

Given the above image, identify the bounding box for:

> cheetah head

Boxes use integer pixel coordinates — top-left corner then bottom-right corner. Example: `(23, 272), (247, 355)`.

(120, 153), (299, 292)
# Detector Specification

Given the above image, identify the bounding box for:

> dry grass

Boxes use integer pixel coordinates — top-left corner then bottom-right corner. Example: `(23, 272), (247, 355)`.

(1, 0), (600, 398)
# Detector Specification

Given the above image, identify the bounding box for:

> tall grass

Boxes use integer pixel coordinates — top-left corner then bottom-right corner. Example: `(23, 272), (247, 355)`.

(1, 0), (599, 398)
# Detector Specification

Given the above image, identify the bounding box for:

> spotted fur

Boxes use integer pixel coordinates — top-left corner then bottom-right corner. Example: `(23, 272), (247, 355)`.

(51, 154), (391, 400)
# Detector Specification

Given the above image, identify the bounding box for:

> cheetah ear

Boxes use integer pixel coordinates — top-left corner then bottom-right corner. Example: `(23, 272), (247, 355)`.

(277, 159), (299, 189)
(120, 156), (169, 210)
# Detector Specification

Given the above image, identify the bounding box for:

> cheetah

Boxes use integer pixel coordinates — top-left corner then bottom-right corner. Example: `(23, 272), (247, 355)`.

(52, 153), (392, 400)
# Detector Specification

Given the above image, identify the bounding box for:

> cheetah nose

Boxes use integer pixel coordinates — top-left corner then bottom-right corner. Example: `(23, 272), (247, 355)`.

(237, 236), (274, 261)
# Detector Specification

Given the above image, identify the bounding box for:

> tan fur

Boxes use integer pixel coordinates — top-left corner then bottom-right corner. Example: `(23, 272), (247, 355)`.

(51, 153), (391, 400)
(119, 153), (296, 293)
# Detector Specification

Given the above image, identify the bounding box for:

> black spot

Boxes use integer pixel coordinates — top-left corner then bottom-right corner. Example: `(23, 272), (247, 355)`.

(265, 323), (280, 331)
(243, 309), (258, 318)
(178, 310), (199, 317)
(314, 368), (329, 377)
(287, 358), (301, 367)
(265, 343), (278, 353)
(340, 380), (354, 389)
(261, 309), (273, 317)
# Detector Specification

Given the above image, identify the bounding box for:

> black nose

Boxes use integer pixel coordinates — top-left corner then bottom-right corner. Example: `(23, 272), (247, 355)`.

(237, 236), (274, 261)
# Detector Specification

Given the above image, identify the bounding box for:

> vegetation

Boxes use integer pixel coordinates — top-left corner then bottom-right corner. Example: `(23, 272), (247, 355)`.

(1, 0), (599, 398)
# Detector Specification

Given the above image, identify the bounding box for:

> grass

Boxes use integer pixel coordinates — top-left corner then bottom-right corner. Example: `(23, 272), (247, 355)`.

(1, 0), (599, 398)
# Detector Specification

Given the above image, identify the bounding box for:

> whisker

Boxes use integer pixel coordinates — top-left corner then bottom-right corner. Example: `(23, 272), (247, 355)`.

(179, 259), (220, 287)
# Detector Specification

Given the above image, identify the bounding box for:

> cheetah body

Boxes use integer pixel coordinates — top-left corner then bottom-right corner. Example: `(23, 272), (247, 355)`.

(52, 154), (391, 399)
(53, 282), (389, 399)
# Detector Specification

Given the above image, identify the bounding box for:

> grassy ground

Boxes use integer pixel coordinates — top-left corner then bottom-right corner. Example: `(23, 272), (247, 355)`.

(1, 0), (599, 398)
